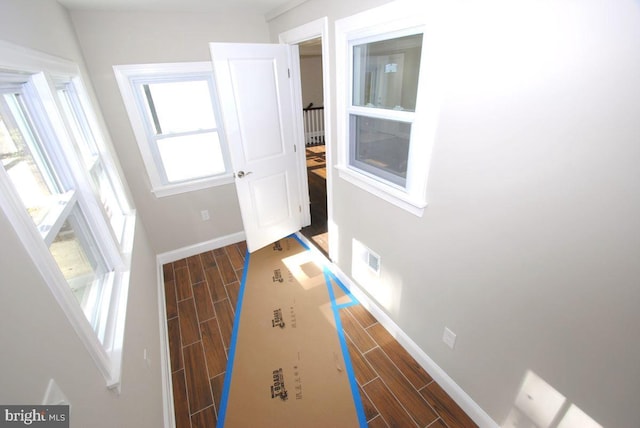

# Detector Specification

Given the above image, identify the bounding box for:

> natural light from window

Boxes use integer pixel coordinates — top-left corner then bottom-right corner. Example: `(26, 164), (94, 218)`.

(1, 40), (135, 388)
(114, 62), (233, 196)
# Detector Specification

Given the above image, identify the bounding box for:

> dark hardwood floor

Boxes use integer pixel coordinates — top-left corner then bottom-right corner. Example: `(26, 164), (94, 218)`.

(162, 242), (477, 427)
(300, 145), (329, 256)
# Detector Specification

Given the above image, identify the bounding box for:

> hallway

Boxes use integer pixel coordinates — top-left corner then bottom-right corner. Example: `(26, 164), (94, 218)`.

(162, 240), (477, 427)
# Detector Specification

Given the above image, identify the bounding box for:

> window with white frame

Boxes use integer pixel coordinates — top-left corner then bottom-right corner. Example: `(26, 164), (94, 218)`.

(0, 41), (134, 388)
(56, 81), (129, 244)
(114, 63), (233, 197)
(336, 5), (440, 216)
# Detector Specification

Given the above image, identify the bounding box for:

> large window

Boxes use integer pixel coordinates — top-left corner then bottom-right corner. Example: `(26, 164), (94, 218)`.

(336, 6), (440, 216)
(0, 41), (134, 388)
(114, 63), (233, 197)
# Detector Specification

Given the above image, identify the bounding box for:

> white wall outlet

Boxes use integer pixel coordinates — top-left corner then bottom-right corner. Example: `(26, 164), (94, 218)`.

(200, 209), (210, 221)
(42, 378), (70, 406)
(143, 348), (151, 368)
(443, 327), (457, 349)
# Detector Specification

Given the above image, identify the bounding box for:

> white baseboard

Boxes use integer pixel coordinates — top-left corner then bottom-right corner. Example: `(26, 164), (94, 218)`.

(156, 230), (246, 428)
(157, 260), (175, 428)
(156, 231), (246, 265)
(298, 232), (499, 428)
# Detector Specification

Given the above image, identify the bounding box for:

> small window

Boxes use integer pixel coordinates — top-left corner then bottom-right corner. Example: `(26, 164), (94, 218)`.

(336, 6), (439, 216)
(114, 63), (233, 197)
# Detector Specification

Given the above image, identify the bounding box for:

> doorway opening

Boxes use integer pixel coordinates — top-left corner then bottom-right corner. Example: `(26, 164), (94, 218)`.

(297, 37), (329, 257)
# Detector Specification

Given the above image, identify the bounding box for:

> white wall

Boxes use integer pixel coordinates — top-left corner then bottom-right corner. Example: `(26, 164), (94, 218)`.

(0, 1), (164, 426)
(269, 0), (640, 427)
(69, 9), (271, 253)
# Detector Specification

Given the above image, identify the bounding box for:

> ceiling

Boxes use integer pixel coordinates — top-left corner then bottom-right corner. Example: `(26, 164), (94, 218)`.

(55, 0), (322, 53)
(56, 0), (297, 15)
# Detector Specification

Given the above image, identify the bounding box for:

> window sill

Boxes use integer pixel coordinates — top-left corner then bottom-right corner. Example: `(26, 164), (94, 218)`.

(151, 174), (235, 198)
(337, 165), (426, 217)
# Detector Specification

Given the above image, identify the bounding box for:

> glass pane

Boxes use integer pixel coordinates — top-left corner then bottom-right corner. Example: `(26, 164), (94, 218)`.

(350, 115), (411, 187)
(157, 132), (225, 182)
(0, 94), (61, 225)
(49, 209), (108, 328)
(353, 33), (423, 111)
(143, 80), (216, 134)
(91, 162), (126, 242)
(57, 87), (98, 167)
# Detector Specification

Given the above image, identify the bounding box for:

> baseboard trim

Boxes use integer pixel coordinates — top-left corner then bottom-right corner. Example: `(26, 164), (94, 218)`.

(157, 261), (175, 428)
(295, 233), (499, 428)
(156, 231), (246, 265)
(156, 230), (246, 428)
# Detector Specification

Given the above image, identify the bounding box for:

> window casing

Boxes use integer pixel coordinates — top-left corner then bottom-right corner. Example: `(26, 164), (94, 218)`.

(0, 41), (134, 388)
(114, 63), (233, 197)
(336, 6), (440, 216)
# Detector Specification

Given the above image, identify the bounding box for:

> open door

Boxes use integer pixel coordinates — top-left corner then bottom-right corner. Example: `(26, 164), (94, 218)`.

(210, 43), (307, 253)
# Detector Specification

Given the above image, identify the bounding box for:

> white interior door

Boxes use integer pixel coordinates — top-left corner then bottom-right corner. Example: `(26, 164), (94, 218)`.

(210, 42), (306, 253)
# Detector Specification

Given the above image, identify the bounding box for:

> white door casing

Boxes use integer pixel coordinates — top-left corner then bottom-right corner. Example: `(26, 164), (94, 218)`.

(210, 43), (304, 252)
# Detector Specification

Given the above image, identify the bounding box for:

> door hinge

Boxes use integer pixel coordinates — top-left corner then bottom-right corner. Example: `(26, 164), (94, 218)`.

(294, 144), (297, 152)
(299, 205), (302, 213)
(288, 68), (291, 78)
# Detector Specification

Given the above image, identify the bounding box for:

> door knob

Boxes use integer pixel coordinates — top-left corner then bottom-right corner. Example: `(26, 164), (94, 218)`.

(236, 170), (252, 178)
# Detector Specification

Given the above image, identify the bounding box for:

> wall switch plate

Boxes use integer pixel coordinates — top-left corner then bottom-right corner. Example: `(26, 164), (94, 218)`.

(200, 210), (210, 221)
(443, 327), (457, 349)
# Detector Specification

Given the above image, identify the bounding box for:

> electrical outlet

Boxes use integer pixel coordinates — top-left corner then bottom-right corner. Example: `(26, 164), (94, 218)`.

(443, 327), (457, 349)
(200, 210), (210, 221)
(42, 379), (70, 405)
(144, 348), (151, 368)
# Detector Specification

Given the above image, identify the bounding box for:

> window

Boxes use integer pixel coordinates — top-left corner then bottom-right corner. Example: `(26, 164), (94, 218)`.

(114, 63), (233, 197)
(336, 6), (441, 216)
(56, 82), (128, 244)
(350, 34), (422, 187)
(0, 41), (134, 388)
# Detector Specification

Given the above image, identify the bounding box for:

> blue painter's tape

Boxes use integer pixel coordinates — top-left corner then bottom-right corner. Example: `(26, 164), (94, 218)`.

(293, 234), (367, 425)
(292, 233), (359, 308)
(217, 236), (366, 427)
(326, 270), (359, 309)
(216, 250), (251, 428)
(291, 233), (309, 249)
(323, 267), (368, 428)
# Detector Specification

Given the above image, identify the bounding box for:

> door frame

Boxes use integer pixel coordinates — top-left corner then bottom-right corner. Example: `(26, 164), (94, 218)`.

(279, 17), (336, 260)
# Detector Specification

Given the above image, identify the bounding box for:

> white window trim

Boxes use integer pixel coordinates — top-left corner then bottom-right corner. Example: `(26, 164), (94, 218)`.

(0, 40), (135, 390)
(113, 62), (234, 198)
(335, 1), (444, 217)
(55, 79), (132, 246)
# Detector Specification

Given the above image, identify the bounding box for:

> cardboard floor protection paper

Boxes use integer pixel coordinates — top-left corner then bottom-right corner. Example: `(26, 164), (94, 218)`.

(217, 236), (365, 428)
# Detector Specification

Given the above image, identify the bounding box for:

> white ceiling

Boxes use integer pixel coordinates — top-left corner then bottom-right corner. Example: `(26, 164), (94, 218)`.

(57, 0), (297, 15)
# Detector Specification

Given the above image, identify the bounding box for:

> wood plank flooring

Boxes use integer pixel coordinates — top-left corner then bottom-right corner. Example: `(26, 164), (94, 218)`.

(301, 145), (329, 256)
(162, 241), (477, 428)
